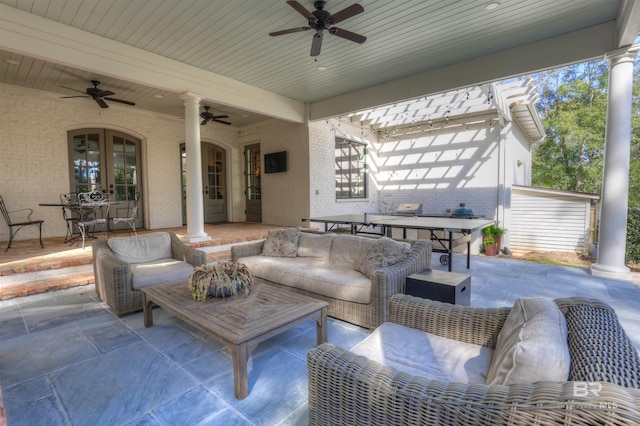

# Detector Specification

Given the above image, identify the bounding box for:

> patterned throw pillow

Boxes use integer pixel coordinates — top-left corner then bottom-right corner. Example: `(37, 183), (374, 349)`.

(261, 227), (300, 257)
(355, 237), (410, 278)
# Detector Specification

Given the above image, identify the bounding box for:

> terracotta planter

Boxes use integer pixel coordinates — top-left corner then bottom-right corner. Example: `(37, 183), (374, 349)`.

(484, 243), (497, 256)
(494, 236), (502, 250)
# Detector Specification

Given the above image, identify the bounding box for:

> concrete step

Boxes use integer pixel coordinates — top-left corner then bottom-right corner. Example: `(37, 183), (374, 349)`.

(0, 241), (264, 300)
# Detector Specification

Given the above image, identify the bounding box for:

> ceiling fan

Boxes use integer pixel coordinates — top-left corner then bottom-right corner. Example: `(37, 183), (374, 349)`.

(60, 80), (135, 109)
(200, 106), (232, 126)
(270, 0), (366, 56)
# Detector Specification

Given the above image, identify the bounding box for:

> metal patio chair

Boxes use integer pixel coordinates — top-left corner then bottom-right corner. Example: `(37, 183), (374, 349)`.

(76, 190), (111, 248)
(112, 192), (140, 236)
(0, 194), (44, 251)
(60, 192), (79, 243)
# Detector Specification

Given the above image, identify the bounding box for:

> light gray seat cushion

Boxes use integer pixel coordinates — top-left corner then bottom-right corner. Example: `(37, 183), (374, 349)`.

(350, 322), (493, 384)
(130, 258), (195, 290)
(107, 232), (173, 263)
(239, 256), (371, 304)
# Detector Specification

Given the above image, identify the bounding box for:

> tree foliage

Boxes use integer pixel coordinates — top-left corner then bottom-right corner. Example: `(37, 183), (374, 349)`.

(531, 59), (640, 206)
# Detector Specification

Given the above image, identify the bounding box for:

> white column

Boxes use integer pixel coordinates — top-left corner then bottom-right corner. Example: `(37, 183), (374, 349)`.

(590, 48), (637, 281)
(179, 92), (211, 243)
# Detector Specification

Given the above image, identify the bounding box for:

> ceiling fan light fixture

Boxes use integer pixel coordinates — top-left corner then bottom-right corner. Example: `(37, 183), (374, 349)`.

(485, 2), (501, 11)
(270, 1), (366, 57)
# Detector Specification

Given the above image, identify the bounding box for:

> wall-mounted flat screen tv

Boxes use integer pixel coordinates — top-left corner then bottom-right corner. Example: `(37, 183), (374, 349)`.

(264, 151), (287, 173)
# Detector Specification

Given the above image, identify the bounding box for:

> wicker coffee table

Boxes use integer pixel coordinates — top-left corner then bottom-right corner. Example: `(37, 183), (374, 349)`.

(141, 281), (328, 399)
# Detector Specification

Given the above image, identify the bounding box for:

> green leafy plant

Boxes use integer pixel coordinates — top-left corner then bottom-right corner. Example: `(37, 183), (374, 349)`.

(482, 225), (505, 236)
(187, 261), (255, 302)
(492, 226), (505, 237)
(482, 225), (495, 236)
(627, 207), (640, 264)
(483, 235), (496, 245)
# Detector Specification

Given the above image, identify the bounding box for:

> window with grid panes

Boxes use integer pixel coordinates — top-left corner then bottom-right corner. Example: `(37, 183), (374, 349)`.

(335, 138), (367, 199)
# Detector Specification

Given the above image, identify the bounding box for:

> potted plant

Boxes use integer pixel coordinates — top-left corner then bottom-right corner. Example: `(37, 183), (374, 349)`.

(482, 225), (506, 252)
(491, 226), (505, 250)
(483, 235), (498, 256)
(187, 261), (255, 302)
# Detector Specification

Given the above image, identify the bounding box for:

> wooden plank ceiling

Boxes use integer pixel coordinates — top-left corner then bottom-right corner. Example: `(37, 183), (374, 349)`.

(0, 0), (628, 126)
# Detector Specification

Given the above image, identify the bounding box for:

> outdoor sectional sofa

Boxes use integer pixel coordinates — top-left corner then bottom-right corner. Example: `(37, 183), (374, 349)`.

(231, 229), (432, 330)
(93, 232), (206, 315)
(307, 294), (640, 425)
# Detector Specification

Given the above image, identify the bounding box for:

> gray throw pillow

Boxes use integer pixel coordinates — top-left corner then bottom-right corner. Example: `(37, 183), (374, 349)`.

(355, 236), (410, 278)
(485, 297), (570, 385)
(261, 227), (300, 257)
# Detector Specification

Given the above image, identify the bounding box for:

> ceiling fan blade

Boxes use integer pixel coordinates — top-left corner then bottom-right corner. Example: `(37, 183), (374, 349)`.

(103, 97), (136, 106)
(97, 90), (115, 97)
(212, 115), (230, 119)
(269, 27), (310, 36)
(330, 3), (364, 24)
(286, 1), (315, 20)
(329, 27), (366, 43)
(200, 118), (210, 125)
(95, 98), (109, 109)
(214, 119), (232, 126)
(60, 85), (87, 94)
(310, 31), (323, 56)
(60, 95), (90, 99)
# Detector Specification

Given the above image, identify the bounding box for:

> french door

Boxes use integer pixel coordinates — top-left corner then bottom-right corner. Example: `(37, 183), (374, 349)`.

(180, 142), (228, 224)
(244, 144), (262, 222)
(67, 129), (143, 229)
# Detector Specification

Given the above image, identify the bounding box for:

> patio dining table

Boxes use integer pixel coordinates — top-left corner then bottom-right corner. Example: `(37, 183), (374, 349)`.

(39, 200), (121, 242)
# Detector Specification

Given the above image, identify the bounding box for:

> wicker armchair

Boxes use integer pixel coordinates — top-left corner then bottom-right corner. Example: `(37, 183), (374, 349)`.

(308, 295), (640, 425)
(93, 232), (206, 315)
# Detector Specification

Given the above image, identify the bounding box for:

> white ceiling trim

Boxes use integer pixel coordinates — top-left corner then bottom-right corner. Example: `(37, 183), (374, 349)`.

(309, 21), (618, 121)
(0, 4), (306, 124)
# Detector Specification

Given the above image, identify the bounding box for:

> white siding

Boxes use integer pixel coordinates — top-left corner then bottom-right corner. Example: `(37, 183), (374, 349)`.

(510, 188), (595, 255)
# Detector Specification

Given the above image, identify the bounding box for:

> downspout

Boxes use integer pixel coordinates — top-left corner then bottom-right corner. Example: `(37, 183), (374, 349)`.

(497, 114), (507, 228)
(483, 83), (508, 229)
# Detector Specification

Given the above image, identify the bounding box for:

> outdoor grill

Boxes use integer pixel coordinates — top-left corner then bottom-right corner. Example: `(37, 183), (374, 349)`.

(395, 203), (422, 216)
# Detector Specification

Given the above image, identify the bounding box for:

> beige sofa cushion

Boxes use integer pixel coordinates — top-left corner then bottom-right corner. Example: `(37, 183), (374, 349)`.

(297, 233), (333, 260)
(486, 297), (570, 385)
(130, 258), (195, 289)
(350, 322), (493, 384)
(240, 256), (371, 304)
(355, 237), (410, 278)
(262, 227), (300, 257)
(329, 235), (376, 268)
(108, 232), (172, 264)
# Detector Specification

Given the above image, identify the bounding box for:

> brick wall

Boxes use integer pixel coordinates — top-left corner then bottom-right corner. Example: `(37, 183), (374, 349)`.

(0, 84), (240, 241)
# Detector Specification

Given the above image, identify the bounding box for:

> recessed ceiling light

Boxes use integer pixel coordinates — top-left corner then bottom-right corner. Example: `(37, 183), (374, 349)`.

(154, 94), (164, 99)
(485, 2), (500, 11)
(242, 114), (249, 118)
(5, 59), (20, 65)
(317, 66), (328, 71)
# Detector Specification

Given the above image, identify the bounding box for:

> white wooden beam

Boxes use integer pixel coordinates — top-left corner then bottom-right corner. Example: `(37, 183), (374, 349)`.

(310, 22), (618, 121)
(617, 0), (640, 47)
(0, 4), (306, 124)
